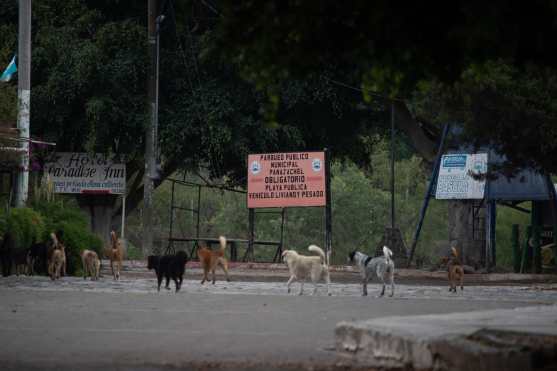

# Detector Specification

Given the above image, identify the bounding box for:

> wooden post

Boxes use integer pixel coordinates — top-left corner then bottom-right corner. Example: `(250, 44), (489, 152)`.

(532, 225), (542, 274)
(511, 224), (520, 273)
(247, 208), (255, 262)
(520, 225), (532, 273)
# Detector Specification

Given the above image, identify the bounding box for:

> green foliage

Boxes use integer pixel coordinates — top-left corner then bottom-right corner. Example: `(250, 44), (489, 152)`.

(496, 206), (531, 270)
(30, 198), (88, 236)
(57, 220), (103, 276)
(411, 60), (557, 174)
(4, 208), (45, 250)
(29, 198), (103, 275)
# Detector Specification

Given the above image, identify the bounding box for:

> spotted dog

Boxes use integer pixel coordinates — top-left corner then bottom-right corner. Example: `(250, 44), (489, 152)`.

(348, 246), (395, 297)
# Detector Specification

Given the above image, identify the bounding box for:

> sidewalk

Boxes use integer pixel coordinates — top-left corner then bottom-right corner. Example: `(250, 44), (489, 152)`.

(336, 305), (557, 371)
(113, 260), (557, 285)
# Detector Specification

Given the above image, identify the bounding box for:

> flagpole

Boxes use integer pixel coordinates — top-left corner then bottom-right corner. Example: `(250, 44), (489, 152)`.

(15, 0), (31, 207)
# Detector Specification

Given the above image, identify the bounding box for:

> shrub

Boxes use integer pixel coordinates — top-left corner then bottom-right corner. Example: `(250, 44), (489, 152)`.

(4, 208), (45, 250)
(56, 220), (103, 276)
(30, 198), (103, 276)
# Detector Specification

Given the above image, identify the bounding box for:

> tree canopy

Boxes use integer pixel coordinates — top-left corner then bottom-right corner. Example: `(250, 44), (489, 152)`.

(1, 0), (556, 222)
(211, 1), (557, 173)
(0, 0), (391, 218)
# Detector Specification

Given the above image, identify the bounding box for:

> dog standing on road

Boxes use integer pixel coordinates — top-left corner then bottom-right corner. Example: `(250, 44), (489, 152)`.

(48, 233), (66, 280)
(444, 247), (464, 292)
(197, 236), (230, 284)
(147, 251), (189, 292)
(103, 230), (124, 280)
(348, 246), (395, 297)
(281, 244), (331, 296)
(0, 232), (14, 276)
(81, 249), (101, 280)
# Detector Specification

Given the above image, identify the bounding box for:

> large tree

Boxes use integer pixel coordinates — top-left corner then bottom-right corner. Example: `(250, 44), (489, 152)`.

(210, 1), (557, 172)
(0, 0), (390, 238)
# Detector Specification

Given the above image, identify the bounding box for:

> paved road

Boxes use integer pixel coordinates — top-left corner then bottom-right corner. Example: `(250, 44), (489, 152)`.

(1, 276), (556, 370)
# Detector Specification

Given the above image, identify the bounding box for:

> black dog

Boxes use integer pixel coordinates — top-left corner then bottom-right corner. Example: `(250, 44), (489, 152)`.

(28, 242), (49, 275)
(0, 232), (14, 277)
(147, 251), (188, 292)
(12, 248), (30, 275)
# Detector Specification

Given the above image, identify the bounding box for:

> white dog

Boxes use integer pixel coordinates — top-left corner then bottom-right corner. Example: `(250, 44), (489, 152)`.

(281, 245), (331, 296)
(348, 246), (395, 297)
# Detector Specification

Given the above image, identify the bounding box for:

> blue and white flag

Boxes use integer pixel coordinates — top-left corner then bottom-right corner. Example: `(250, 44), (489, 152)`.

(0, 55), (17, 82)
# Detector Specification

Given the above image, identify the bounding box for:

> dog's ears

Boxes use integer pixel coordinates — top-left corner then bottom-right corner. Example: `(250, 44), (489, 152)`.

(348, 251), (356, 260)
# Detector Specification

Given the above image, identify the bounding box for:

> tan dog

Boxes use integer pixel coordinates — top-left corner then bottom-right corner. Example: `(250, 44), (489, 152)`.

(443, 247), (464, 292)
(281, 245), (331, 296)
(81, 249), (100, 280)
(47, 232), (66, 280)
(47, 232), (66, 276)
(197, 236), (230, 284)
(103, 230), (124, 280)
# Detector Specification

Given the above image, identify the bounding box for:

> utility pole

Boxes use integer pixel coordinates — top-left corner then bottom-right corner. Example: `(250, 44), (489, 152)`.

(143, 0), (157, 256)
(14, 0), (31, 207)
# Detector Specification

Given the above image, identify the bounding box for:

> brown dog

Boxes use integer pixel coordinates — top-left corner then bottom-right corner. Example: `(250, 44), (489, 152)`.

(445, 247), (464, 292)
(81, 249), (100, 280)
(103, 230), (124, 280)
(47, 232), (66, 280)
(197, 236), (230, 284)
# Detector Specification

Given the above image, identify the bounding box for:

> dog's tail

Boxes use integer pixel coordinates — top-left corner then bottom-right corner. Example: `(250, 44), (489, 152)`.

(451, 247), (458, 258)
(50, 232), (59, 248)
(308, 245), (326, 265)
(383, 246), (393, 263)
(110, 230), (118, 247)
(219, 236), (227, 252)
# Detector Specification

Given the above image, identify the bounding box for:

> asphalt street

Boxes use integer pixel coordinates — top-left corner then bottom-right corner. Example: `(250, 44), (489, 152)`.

(1, 276), (556, 370)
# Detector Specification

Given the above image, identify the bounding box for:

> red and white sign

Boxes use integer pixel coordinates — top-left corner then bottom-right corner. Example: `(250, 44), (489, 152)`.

(247, 151), (326, 208)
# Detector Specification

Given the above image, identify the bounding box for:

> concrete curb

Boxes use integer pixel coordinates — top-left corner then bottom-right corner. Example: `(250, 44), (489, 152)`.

(335, 305), (557, 371)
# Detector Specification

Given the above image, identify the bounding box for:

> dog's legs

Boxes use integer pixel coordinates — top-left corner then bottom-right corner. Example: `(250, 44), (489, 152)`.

(165, 274), (171, 290)
(177, 274), (183, 292)
(220, 259), (231, 282)
(27, 254), (34, 276)
(286, 275), (296, 293)
(116, 260), (121, 280)
(389, 271), (395, 297)
(173, 276), (180, 292)
(298, 280), (304, 295)
(325, 270), (331, 296)
(378, 276), (386, 297)
(157, 272), (163, 292)
(110, 259), (115, 280)
(460, 271), (464, 291)
(201, 266), (208, 284)
(362, 276), (369, 296)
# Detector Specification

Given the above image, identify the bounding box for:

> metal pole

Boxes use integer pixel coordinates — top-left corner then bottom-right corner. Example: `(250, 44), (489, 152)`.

(196, 185), (201, 239)
(168, 180), (175, 246)
(324, 148), (332, 265)
(143, 0), (157, 256)
(390, 102), (395, 229)
(15, 0), (31, 207)
(247, 208), (255, 262)
(407, 123), (451, 267)
(121, 194), (126, 240)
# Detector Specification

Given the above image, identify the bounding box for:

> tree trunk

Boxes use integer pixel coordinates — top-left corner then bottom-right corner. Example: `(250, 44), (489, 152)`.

(447, 200), (486, 269)
(395, 102), (486, 267)
(77, 194), (118, 246)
